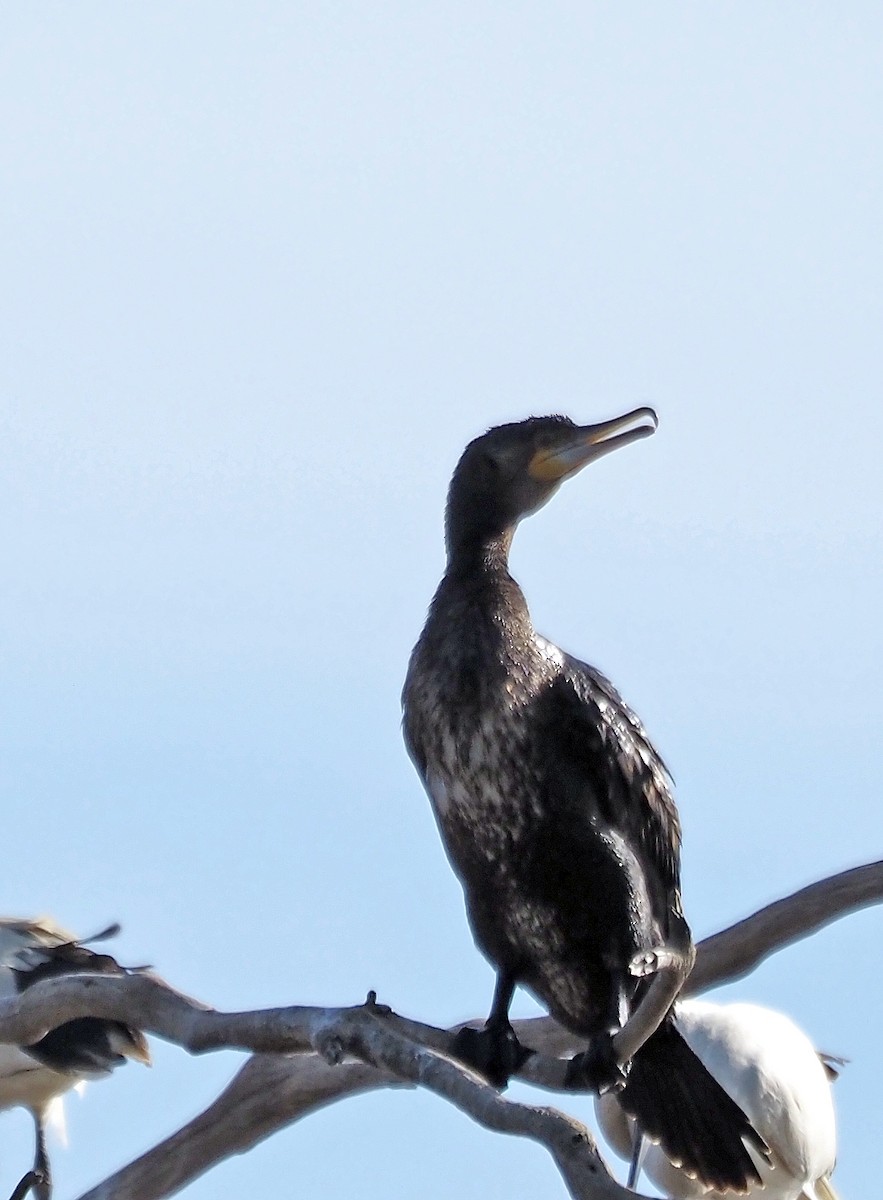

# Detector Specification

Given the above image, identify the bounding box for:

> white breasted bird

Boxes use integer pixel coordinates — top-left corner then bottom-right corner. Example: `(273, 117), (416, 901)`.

(595, 998), (840, 1200)
(0, 918), (151, 1200)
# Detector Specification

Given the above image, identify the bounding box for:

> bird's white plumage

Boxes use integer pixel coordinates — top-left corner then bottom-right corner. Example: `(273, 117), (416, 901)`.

(595, 999), (839, 1199)
(0, 1044), (77, 1114)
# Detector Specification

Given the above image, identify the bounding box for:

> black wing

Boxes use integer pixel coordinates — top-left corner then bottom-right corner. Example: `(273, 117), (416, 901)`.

(541, 653), (682, 911)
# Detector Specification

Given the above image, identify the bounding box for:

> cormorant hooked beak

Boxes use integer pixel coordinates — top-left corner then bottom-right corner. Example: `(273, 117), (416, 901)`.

(528, 406), (658, 482)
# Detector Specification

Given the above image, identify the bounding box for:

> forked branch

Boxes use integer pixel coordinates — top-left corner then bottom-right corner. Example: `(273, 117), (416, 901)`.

(0, 861), (874, 1200)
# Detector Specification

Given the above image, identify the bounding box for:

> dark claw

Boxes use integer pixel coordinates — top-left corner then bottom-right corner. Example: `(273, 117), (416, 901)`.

(451, 1023), (534, 1089)
(564, 1034), (629, 1094)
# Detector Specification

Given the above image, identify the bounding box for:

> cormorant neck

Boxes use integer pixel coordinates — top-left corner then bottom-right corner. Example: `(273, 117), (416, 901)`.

(445, 527), (515, 578)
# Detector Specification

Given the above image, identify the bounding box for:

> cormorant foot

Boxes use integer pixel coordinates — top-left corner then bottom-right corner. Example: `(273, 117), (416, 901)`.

(565, 1035), (629, 1095)
(451, 1023), (534, 1089)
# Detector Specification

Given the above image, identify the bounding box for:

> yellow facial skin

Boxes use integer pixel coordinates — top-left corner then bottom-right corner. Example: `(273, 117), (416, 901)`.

(528, 406), (658, 483)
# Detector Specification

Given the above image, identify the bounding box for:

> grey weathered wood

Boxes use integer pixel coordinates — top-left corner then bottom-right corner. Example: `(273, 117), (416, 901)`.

(0, 861), (874, 1200)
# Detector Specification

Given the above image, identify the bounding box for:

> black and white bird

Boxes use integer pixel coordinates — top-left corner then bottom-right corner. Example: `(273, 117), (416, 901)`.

(595, 998), (840, 1199)
(403, 411), (767, 1193)
(0, 918), (151, 1200)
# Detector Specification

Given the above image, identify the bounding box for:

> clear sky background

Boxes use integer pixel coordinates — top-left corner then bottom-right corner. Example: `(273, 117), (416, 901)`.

(1, 5), (881, 1198)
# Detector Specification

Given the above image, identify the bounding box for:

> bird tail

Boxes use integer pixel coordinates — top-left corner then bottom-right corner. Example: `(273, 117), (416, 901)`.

(618, 1018), (770, 1194)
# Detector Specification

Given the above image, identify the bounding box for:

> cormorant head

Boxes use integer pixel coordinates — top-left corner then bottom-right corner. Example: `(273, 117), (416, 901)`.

(445, 408), (657, 562)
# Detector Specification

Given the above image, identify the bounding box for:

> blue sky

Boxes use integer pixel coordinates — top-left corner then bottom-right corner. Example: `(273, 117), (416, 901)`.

(1, 5), (881, 1197)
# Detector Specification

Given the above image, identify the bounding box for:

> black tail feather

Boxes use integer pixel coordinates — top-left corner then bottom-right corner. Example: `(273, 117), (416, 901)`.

(77, 921), (122, 946)
(619, 1019), (769, 1194)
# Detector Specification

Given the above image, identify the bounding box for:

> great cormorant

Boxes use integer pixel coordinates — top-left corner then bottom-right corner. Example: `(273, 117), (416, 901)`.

(595, 999), (840, 1199)
(0, 918), (151, 1200)
(402, 410), (768, 1192)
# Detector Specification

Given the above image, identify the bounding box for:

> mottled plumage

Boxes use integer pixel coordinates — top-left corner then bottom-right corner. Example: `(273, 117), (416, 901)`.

(403, 411), (767, 1192)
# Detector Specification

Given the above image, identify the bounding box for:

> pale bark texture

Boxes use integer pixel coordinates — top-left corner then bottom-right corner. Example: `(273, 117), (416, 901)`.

(0, 861), (876, 1200)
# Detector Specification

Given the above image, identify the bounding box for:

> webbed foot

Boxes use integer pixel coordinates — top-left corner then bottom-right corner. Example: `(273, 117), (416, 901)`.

(564, 1033), (629, 1094)
(451, 1022), (534, 1089)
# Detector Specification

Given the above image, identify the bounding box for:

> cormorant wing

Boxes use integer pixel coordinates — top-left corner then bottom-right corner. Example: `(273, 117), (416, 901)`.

(541, 652), (681, 905)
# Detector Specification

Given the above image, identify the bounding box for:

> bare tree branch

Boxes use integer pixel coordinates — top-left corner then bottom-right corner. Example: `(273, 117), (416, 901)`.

(684, 858), (883, 994)
(2, 864), (874, 1065)
(76, 1056), (399, 1200)
(0, 972), (323, 1057)
(76, 1016), (645, 1200)
(310, 1008), (642, 1200)
(0, 860), (874, 1200)
(0, 975), (571, 1092)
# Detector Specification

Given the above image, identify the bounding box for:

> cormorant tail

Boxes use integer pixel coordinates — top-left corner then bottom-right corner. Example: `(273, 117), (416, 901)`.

(618, 1020), (769, 1194)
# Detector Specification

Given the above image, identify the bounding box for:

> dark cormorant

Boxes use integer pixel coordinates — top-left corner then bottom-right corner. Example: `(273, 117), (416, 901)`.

(402, 410), (768, 1193)
(0, 918), (151, 1200)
